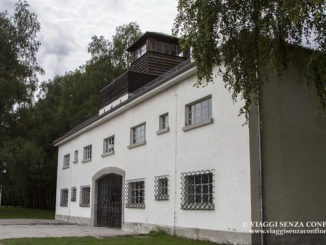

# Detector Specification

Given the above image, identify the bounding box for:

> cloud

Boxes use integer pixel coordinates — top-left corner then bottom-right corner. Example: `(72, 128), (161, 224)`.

(1, 0), (178, 81)
(0, 0), (15, 13)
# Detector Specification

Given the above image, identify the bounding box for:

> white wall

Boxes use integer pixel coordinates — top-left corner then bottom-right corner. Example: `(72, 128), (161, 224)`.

(56, 66), (251, 233)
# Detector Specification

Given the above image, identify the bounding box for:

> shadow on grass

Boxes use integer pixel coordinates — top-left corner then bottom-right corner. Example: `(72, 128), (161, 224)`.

(0, 232), (223, 245)
(0, 206), (54, 219)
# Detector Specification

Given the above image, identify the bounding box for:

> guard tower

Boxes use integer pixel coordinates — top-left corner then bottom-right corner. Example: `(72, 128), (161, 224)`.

(99, 32), (189, 114)
(128, 32), (189, 76)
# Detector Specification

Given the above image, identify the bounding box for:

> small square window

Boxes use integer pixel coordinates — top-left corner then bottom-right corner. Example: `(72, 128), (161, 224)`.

(154, 176), (169, 200)
(60, 189), (68, 207)
(71, 187), (77, 202)
(103, 135), (114, 154)
(73, 150), (78, 163)
(186, 96), (212, 126)
(80, 186), (90, 207)
(83, 145), (92, 162)
(159, 113), (169, 130)
(126, 179), (145, 208)
(63, 154), (70, 169)
(129, 123), (146, 147)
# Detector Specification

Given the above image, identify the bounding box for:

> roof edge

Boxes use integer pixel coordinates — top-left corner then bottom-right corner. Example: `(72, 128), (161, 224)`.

(53, 60), (195, 147)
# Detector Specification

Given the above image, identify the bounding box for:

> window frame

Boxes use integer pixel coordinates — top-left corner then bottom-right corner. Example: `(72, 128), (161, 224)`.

(157, 113), (169, 135)
(154, 176), (169, 200)
(128, 123), (146, 149)
(60, 188), (68, 207)
(71, 187), (77, 202)
(73, 150), (78, 163)
(181, 170), (214, 210)
(126, 179), (145, 208)
(82, 145), (92, 162)
(63, 154), (70, 169)
(183, 95), (213, 132)
(134, 44), (147, 60)
(102, 135), (115, 157)
(79, 186), (91, 207)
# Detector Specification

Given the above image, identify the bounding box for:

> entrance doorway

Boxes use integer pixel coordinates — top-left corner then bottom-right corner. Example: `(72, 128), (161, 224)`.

(97, 174), (122, 228)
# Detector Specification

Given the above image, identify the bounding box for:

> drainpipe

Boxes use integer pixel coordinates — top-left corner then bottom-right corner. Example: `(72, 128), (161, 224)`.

(68, 160), (72, 223)
(257, 97), (265, 245)
(173, 92), (178, 236)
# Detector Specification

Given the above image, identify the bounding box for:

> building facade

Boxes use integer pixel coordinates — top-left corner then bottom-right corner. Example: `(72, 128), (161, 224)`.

(54, 31), (326, 245)
(54, 32), (252, 245)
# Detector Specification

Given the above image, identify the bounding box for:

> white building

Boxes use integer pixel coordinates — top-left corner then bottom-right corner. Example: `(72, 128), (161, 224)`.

(54, 32), (252, 245)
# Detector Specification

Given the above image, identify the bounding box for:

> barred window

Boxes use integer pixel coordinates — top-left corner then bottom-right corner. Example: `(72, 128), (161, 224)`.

(181, 170), (214, 210)
(63, 154), (70, 169)
(130, 123), (145, 145)
(154, 176), (169, 200)
(80, 186), (90, 207)
(186, 96), (212, 126)
(103, 135), (114, 154)
(71, 187), (77, 202)
(73, 150), (78, 163)
(60, 189), (68, 207)
(126, 179), (145, 208)
(159, 113), (169, 130)
(83, 145), (92, 161)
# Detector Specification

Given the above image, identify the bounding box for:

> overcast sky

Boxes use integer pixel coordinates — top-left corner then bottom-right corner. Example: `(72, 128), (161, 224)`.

(0, 0), (178, 82)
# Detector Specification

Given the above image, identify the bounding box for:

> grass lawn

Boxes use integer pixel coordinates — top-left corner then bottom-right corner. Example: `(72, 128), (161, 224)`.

(0, 206), (54, 219)
(0, 233), (219, 245)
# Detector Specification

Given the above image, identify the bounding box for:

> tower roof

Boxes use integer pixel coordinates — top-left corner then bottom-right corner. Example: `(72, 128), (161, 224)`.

(126, 31), (178, 52)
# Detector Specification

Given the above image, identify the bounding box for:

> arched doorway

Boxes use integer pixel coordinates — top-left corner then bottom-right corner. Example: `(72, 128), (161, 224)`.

(97, 174), (122, 227)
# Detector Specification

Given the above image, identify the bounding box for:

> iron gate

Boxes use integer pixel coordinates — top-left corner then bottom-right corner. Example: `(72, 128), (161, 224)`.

(97, 174), (122, 227)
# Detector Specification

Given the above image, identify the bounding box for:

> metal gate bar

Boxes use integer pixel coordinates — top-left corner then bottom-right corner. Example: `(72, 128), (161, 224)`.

(97, 174), (122, 227)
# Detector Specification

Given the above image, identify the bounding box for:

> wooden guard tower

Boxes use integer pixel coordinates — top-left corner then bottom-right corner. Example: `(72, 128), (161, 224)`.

(99, 32), (189, 112)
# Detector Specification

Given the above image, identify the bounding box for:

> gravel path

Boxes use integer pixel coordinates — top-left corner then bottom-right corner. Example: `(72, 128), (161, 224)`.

(0, 219), (136, 239)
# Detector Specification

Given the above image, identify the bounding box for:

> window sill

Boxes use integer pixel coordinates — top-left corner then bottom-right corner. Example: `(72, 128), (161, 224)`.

(155, 195), (169, 201)
(79, 204), (90, 207)
(101, 151), (114, 158)
(182, 118), (214, 132)
(73, 160), (78, 164)
(81, 159), (91, 163)
(126, 204), (145, 209)
(127, 141), (146, 149)
(62, 166), (69, 170)
(60, 204), (68, 207)
(156, 127), (169, 135)
(181, 203), (215, 210)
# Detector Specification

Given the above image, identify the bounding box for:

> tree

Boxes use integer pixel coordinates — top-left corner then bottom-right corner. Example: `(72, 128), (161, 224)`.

(112, 22), (142, 69)
(173, 0), (326, 120)
(0, 0), (42, 138)
(0, 137), (45, 208)
(0, 20), (142, 209)
(88, 22), (142, 70)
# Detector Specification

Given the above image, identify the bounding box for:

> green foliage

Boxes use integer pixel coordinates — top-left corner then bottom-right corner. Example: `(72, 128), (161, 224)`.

(173, 0), (326, 120)
(112, 22), (142, 69)
(0, 137), (46, 207)
(0, 19), (142, 209)
(50, 22), (141, 130)
(0, 0), (42, 137)
(88, 22), (142, 70)
(0, 206), (54, 219)
(0, 234), (217, 245)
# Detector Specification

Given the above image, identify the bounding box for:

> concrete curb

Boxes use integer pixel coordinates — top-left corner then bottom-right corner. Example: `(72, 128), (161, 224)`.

(0, 219), (70, 226)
